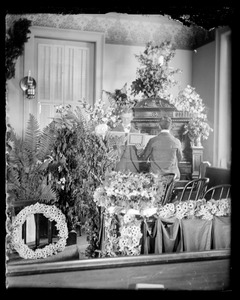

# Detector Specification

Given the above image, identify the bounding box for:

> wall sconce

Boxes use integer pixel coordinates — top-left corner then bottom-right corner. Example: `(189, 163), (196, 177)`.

(20, 71), (37, 99)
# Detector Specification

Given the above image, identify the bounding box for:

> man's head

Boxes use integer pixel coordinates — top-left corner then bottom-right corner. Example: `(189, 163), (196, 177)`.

(159, 116), (172, 130)
(121, 109), (133, 126)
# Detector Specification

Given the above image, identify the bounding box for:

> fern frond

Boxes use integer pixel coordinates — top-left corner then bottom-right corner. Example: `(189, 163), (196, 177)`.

(37, 122), (56, 161)
(7, 128), (25, 167)
(24, 114), (41, 159)
(74, 105), (91, 132)
(102, 90), (116, 107)
(38, 185), (57, 203)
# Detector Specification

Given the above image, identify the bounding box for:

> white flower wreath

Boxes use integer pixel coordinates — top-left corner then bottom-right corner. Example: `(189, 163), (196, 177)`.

(11, 203), (68, 259)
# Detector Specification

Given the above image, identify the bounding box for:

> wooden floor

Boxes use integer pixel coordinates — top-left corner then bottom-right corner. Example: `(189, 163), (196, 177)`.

(6, 249), (231, 290)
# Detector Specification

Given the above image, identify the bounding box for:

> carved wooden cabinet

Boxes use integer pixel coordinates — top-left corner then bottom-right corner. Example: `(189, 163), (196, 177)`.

(132, 98), (203, 180)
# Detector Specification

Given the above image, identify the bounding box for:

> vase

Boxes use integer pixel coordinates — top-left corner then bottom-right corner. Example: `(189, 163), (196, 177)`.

(189, 134), (202, 147)
(194, 135), (202, 147)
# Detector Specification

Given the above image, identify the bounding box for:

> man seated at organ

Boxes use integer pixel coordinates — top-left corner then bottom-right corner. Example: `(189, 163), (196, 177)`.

(138, 116), (183, 179)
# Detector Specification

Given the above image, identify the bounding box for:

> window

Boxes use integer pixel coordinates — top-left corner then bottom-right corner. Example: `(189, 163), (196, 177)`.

(214, 28), (231, 168)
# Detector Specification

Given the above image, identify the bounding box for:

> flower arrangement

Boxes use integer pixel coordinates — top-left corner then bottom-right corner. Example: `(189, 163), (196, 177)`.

(56, 98), (121, 133)
(130, 41), (181, 101)
(9, 203), (68, 259)
(170, 85), (213, 144)
(94, 171), (168, 257)
(99, 210), (142, 257)
(183, 116), (213, 144)
(156, 198), (231, 221)
(93, 171), (168, 213)
(118, 213), (142, 256)
(194, 198), (231, 220)
(103, 83), (138, 115)
(170, 85), (206, 117)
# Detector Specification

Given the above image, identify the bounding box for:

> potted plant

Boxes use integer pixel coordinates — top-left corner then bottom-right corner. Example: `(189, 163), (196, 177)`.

(48, 102), (122, 257)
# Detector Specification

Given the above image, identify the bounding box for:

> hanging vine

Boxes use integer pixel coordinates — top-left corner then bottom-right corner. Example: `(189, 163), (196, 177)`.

(5, 18), (32, 81)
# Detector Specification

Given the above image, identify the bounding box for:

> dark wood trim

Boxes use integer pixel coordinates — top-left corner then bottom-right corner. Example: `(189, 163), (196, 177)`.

(47, 220), (53, 244)
(11, 200), (39, 207)
(7, 249), (230, 277)
(22, 222), (26, 244)
(35, 214), (40, 248)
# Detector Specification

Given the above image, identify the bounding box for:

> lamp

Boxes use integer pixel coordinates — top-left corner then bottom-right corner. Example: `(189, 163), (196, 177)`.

(20, 70), (37, 99)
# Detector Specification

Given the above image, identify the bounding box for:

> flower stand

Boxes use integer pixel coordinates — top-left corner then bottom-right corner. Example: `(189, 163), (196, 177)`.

(191, 145), (204, 179)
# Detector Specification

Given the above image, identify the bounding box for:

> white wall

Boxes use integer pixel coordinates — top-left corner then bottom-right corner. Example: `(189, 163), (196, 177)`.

(170, 48), (193, 96)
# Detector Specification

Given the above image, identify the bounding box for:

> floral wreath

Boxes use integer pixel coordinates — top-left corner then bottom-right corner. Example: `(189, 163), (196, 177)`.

(11, 203), (68, 259)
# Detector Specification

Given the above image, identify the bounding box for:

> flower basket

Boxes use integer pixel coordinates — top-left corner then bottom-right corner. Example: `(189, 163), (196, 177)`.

(212, 216), (231, 250)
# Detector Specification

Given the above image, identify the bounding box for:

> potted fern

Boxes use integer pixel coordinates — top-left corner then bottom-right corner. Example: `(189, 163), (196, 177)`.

(6, 114), (57, 206)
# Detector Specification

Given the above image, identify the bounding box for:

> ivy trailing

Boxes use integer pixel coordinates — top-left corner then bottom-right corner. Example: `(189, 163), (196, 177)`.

(5, 18), (32, 80)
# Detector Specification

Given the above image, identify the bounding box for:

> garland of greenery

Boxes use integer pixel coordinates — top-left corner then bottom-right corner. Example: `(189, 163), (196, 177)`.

(11, 203), (68, 259)
(5, 18), (32, 80)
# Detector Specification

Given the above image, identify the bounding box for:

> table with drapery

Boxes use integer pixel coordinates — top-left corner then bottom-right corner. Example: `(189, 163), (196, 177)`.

(96, 196), (231, 257)
(94, 171), (231, 257)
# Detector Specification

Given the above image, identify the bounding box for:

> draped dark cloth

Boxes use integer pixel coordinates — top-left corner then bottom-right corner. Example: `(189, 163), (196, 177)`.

(141, 217), (183, 254)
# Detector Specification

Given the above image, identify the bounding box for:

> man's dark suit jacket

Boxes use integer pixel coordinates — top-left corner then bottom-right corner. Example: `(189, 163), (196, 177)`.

(141, 130), (183, 179)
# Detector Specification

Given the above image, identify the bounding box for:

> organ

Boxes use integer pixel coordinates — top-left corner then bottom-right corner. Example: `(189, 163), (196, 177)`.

(132, 98), (203, 179)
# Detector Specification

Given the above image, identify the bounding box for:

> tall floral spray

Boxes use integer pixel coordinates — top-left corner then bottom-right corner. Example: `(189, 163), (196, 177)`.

(130, 41), (182, 101)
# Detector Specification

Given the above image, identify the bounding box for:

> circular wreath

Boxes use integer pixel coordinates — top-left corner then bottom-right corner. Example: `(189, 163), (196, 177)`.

(11, 203), (68, 259)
